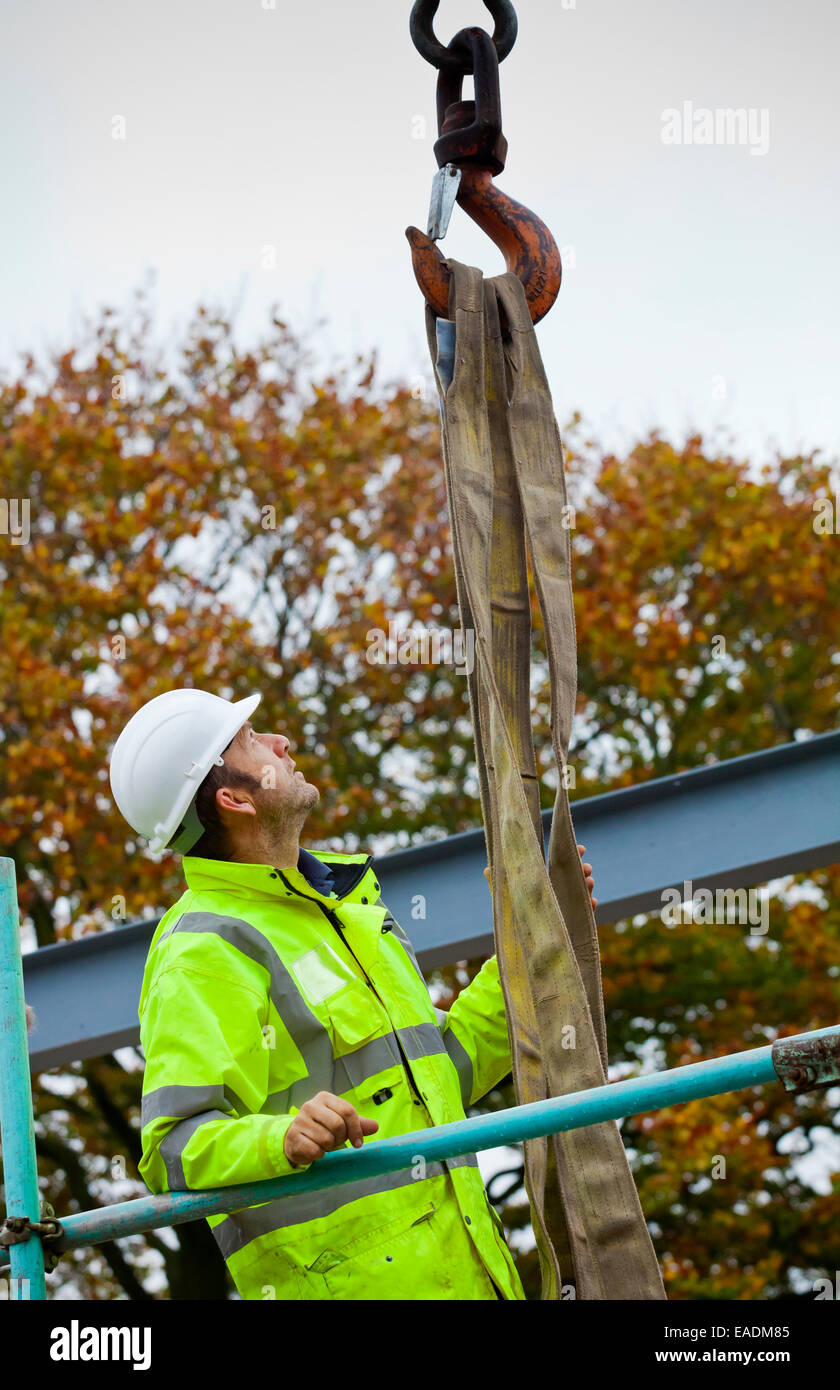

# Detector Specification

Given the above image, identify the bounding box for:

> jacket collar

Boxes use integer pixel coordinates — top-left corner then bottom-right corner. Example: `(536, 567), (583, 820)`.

(182, 847), (375, 904)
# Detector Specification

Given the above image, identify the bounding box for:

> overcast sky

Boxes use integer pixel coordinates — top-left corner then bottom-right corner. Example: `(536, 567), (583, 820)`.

(2, 0), (838, 464)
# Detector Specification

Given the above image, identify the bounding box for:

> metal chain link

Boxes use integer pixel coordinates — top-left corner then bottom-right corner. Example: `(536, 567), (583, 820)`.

(409, 0), (518, 71)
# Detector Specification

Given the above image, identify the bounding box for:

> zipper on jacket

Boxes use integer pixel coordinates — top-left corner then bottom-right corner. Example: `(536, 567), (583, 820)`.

(275, 869), (426, 1106)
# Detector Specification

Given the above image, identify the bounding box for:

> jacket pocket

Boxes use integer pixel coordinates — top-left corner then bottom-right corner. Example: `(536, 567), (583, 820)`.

(320, 1198), (440, 1299)
(325, 978), (383, 1051)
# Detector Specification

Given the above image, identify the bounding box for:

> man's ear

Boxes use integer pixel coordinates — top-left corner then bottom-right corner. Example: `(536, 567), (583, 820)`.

(215, 786), (258, 817)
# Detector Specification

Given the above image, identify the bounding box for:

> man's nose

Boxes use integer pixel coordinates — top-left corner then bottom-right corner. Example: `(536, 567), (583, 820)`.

(262, 732), (290, 758)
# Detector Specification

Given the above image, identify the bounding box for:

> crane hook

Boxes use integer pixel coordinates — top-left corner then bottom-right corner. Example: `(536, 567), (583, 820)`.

(405, 22), (561, 325)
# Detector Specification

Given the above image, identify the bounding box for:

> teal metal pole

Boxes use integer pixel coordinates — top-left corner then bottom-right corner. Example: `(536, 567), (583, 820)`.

(0, 858), (46, 1299)
(1, 1021), (834, 1262)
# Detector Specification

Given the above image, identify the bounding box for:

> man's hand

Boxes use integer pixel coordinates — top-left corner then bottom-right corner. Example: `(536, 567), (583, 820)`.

(484, 844), (598, 910)
(578, 844), (597, 909)
(283, 1091), (379, 1168)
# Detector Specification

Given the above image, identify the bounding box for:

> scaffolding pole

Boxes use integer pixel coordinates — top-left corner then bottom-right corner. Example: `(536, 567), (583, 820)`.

(0, 858), (46, 1298)
(2, 1016), (837, 1274)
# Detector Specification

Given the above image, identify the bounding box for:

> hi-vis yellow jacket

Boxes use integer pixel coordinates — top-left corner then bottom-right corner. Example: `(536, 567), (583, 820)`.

(137, 850), (527, 1300)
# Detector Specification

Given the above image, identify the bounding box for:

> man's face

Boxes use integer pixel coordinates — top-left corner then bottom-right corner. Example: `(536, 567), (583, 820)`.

(223, 722), (319, 819)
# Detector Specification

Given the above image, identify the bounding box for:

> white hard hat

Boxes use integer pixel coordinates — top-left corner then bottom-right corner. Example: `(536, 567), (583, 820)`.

(109, 688), (261, 854)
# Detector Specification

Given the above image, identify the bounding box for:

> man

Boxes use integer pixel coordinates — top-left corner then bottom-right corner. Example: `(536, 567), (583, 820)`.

(110, 687), (597, 1301)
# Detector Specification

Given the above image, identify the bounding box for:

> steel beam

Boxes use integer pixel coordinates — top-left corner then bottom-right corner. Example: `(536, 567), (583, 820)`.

(23, 731), (840, 1073)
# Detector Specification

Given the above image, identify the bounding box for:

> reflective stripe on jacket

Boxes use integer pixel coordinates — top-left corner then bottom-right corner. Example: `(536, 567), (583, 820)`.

(137, 850), (526, 1300)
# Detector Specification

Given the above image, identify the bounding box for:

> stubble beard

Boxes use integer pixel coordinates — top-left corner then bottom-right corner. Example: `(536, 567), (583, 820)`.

(261, 777), (320, 834)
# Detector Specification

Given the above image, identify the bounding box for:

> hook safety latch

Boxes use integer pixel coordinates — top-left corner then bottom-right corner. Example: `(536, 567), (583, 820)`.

(427, 163), (462, 241)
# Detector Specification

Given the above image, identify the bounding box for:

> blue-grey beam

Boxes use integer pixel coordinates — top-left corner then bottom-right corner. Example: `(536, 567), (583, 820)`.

(22, 731), (840, 1073)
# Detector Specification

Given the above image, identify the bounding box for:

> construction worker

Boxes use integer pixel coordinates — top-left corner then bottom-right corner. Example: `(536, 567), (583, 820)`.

(110, 688), (597, 1301)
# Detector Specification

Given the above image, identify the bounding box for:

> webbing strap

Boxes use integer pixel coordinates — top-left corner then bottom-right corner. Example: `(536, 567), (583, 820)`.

(425, 262), (665, 1300)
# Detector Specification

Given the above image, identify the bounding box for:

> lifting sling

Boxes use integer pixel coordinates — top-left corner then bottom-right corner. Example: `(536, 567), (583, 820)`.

(425, 262), (666, 1300)
(408, 0), (664, 1300)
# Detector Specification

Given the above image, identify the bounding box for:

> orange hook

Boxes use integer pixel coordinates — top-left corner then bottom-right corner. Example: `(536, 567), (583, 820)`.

(406, 166), (562, 324)
(405, 24), (561, 325)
